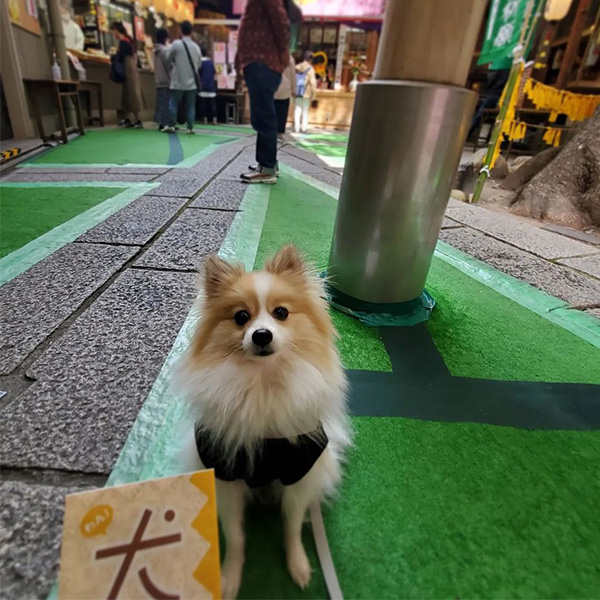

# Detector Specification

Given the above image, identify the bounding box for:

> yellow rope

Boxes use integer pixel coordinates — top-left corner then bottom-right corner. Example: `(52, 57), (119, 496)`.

(523, 78), (600, 122)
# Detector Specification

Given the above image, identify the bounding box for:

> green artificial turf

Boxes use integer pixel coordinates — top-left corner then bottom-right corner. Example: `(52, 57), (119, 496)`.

(325, 416), (600, 599)
(234, 505), (328, 599)
(28, 129), (231, 166)
(426, 258), (600, 384)
(303, 133), (349, 143)
(194, 123), (253, 134)
(0, 186), (124, 257)
(295, 142), (347, 157)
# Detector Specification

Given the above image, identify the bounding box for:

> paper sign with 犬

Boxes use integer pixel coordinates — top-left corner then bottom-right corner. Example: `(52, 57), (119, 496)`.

(58, 470), (221, 600)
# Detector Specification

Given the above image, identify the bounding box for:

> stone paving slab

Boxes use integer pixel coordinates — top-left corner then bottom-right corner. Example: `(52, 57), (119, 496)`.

(5, 172), (155, 183)
(0, 481), (86, 599)
(542, 224), (600, 245)
(446, 205), (600, 260)
(77, 195), (186, 245)
(189, 180), (247, 210)
(442, 217), (464, 229)
(106, 167), (171, 175)
(144, 178), (209, 198)
(135, 208), (234, 270)
(585, 308), (600, 318)
(0, 269), (196, 473)
(440, 227), (600, 307)
(187, 139), (250, 174)
(0, 243), (137, 375)
(557, 254), (600, 280)
(15, 167), (109, 174)
(216, 148), (260, 181)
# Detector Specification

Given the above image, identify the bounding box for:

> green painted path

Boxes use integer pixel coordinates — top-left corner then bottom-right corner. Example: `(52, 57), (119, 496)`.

(24, 129), (233, 167)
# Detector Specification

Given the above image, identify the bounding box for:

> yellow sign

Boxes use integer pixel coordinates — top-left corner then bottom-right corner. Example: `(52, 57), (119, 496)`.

(59, 470), (221, 600)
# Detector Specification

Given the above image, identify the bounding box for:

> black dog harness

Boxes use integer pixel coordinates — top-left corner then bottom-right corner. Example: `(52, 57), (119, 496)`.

(194, 421), (328, 488)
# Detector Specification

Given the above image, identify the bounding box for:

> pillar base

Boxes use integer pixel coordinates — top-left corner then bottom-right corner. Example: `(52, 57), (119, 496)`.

(327, 283), (435, 327)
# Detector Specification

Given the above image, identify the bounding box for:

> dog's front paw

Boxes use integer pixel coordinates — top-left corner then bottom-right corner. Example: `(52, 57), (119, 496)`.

(287, 542), (312, 590)
(221, 558), (243, 599)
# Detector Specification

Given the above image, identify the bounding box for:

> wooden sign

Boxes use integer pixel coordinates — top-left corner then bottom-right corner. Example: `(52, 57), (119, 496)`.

(58, 470), (221, 600)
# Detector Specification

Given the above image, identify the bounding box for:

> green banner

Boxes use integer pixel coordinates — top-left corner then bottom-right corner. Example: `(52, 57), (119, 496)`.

(478, 0), (541, 66)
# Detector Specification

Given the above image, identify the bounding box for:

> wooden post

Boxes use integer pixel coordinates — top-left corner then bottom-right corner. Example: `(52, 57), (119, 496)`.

(556, 0), (593, 89)
(576, 3), (600, 81)
(374, 0), (487, 85)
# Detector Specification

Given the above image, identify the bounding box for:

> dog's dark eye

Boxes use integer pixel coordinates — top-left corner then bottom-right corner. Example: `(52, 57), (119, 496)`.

(234, 310), (250, 326)
(273, 306), (289, 321)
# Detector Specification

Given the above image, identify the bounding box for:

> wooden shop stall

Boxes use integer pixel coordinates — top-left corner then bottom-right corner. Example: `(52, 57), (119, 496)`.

(66, 0), (194, 123)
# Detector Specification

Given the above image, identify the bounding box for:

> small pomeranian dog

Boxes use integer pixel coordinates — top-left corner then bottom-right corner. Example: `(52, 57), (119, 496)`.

(177, 245), (350, 599)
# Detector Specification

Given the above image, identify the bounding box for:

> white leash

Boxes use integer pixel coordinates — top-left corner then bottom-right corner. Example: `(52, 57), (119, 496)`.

(310, 502), (344, 600)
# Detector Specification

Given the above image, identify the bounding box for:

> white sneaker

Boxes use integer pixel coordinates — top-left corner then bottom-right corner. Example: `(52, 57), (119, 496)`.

(187, 128), (195, 134)
(163, 126), (175, 133)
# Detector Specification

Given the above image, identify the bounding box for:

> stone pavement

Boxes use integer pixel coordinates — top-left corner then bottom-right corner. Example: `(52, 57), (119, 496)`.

(1, 131), (599, 599)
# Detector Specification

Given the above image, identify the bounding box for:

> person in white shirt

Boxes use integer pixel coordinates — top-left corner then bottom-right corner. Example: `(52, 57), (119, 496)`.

(60, 4), (84, 51)
(274, 55), (296, 139)
(294, 51), (317, 134)
(164, 20), (202, 134)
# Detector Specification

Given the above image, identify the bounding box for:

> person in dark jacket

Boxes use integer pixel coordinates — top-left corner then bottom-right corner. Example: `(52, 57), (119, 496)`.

(199, 46), (217, 124)
(235, 0), (290, 184)
(153, 28), (171, 131)
(110, 21), (143, 128)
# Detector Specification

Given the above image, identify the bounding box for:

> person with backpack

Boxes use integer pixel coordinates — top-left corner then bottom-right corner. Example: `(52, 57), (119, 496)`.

(110, 21), (143, 128)
(153, 28), (171, 131)
(199, 46), (217, 124)
(294, 51), (317, 134)
(274, 54), (296, 139)
(163, 20), (202, 134)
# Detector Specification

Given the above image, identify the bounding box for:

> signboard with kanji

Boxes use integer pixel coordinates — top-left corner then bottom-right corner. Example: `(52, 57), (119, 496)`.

(58, 470), (221, 600)
(478, 0), (542, 66)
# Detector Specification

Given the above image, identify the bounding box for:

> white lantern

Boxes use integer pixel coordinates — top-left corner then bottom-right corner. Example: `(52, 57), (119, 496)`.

(544, 0), (574, 21)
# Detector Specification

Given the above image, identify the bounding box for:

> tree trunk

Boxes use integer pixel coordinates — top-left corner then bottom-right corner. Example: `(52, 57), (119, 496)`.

(511, 112), (600, 228)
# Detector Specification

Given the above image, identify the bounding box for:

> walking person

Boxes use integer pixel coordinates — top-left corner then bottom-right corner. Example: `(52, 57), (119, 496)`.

(294, 51), (317, 134)
(153, 28), (171, 131)
(236, 0), (290, 184)
(110, 21), (143, 128)
(199, 46), (217, 124)
(164, 20), (201, 134)
(274, 54), (296, 140)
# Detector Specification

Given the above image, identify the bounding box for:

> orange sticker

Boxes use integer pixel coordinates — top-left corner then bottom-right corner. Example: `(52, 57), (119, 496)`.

(80, 505), (113, 537)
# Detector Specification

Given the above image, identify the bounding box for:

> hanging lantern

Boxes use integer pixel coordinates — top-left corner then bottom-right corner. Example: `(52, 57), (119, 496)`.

(544, 0), (574, 21)
(186, 2), (194, 21)
(154, 0), (166, 14)
(164, 0), (176, 20)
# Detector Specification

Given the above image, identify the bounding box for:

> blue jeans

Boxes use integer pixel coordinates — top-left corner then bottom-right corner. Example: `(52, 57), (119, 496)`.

(168, 88), (197, 129)
(154, 87), (170, 127)
(243, 62), (282, 171)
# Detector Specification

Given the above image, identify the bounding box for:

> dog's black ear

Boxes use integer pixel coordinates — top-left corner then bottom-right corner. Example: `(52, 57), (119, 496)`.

(265, 245), (307, 277)
(203, 255), (244, 297)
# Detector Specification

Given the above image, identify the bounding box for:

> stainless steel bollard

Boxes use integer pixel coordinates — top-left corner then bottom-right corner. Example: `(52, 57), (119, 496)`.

(327, 80), (476, 324)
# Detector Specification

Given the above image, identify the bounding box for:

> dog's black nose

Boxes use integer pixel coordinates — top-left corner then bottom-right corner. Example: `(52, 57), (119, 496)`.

(252, 329), (273, 348)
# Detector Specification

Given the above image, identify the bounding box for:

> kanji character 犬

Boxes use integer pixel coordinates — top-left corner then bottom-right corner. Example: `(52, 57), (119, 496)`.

(95, 508), (182, 600)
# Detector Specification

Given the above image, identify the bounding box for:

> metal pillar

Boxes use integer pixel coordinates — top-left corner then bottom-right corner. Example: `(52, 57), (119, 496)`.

(326, 0), (484, 325)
